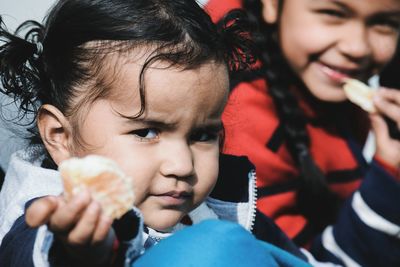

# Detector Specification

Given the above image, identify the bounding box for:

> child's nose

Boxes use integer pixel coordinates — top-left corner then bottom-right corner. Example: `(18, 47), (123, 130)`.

(338, 23), (372, 61)
(159, 142), (195, 179)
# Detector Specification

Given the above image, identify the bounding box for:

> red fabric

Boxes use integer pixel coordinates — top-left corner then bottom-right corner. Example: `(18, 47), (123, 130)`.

(222, 78), (365, 243)
(204, 0), (242, 23)
(205, 0), (388, 246)
(374, 155), (400, 180)
(111, 238), (120, 264)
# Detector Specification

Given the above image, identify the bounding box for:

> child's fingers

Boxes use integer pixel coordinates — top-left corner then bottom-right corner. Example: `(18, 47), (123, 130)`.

(25, 196), (59, 227)
(373, 93), (400, 127)
(378, 87), (400, 104)
(92, 215), (113, 244)
(48, 189), (91, 233)
(66, 201), (101, 245)
(370, 113), (400, 166)
(370, 113), (389, 144)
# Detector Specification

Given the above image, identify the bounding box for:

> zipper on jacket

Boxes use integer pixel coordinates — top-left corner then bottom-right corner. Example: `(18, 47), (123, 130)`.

(248, 169), (257, 232)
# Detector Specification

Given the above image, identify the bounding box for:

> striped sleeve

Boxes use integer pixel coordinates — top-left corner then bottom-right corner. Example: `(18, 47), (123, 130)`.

(0, 214), (52, 267)
(0, 202), (144, 267)
(310, 160), (400, 266)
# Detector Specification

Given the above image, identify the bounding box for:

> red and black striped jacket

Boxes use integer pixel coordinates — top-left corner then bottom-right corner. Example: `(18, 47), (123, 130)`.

(221, 73), (400, 266)
(222, 76), (366, 244)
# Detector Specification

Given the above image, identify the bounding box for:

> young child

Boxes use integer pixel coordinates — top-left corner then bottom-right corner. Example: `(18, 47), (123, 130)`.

(205, 0), (400, 266)
(0, 0), (397, 266)
(0, 0), (314, 266)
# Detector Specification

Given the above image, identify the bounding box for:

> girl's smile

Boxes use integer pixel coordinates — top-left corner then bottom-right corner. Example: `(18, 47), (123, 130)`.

(319, 62), (364, 83)
(263, 0), (400, 102)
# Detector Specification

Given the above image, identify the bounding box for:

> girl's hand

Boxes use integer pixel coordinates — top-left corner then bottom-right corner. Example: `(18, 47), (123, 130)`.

(25, 189), (114, 264)
(371, 87), (400, 167)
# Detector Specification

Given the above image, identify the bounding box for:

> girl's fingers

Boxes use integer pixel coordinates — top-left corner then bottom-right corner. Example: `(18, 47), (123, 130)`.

(370, 113), (400, 166)
(25, 196), (59, 227)
(379, 87), (400, 104)
(374, 89), (400, 126)
(48, 189), (91, 233)
(370, 113), (389, 145)
(67, 201), (101, 245)
(92, 215), (113, 244)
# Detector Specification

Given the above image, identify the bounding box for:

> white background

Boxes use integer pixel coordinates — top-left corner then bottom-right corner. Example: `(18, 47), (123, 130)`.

(0, 1), (56, 169)
(0, 0), (56, 31)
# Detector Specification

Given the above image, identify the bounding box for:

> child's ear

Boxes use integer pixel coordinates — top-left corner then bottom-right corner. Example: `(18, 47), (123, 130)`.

(37, 104), (73, 165)
(261, 0), (279, 23)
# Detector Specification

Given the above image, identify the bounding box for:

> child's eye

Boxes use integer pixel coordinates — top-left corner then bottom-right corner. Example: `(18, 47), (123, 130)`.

(130, 128), (159, 140)
(317, 9), (347, 19)
(191, 131), (219, 143)
(372, 19), (400, 34)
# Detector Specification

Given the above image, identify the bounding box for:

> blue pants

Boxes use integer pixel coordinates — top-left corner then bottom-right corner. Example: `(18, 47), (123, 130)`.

(134, 220), (311, 267)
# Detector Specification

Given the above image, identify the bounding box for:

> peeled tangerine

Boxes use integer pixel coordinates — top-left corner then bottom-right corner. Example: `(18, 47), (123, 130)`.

(59, 155), (135, 220)
(343, 78), (377, 113)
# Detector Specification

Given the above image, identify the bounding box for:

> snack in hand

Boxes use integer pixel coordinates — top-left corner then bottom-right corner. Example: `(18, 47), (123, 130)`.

(59, 155), (135, 220)
(343, 78), (376, 113)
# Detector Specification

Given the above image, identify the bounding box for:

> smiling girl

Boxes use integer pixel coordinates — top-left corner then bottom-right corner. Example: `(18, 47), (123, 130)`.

(0, 0), (312, 266)
(205, 0), (400, 265)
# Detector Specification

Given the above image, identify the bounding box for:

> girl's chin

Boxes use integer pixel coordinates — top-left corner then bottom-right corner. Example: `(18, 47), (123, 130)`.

(315, 93), (348, 103)
(306, 81), (348, 102)
(144, 216), (183, 231)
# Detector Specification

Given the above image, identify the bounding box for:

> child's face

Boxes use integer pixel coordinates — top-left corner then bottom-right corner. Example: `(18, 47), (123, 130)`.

(72, 55), (229, 231)
(264, 0), (400, 102)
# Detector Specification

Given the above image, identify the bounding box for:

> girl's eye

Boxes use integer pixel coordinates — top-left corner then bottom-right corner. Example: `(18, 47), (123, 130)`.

(317, 9), (346, 19)
(191, 131), (219, 143)
(372, 19), (400, 34)
(130, 128), (159, 140)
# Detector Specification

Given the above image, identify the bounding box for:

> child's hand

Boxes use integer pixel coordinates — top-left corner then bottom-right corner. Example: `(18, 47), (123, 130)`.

(25, 189), (114, 264)
(371, 87), (400, 167)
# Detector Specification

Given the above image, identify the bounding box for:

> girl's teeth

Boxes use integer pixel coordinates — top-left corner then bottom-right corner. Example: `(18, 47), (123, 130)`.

(322, 65), (349, 82)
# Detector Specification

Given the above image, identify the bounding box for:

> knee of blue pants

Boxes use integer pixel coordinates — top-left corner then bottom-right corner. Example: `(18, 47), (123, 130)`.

(133, 219), (310, 267)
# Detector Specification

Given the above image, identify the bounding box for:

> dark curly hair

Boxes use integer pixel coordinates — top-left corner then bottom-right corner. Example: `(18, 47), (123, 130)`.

(0, 0), (254, 147)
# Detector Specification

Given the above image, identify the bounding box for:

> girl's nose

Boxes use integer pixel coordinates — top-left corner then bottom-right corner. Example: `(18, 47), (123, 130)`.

(159, 142), (195, 179)
(338, 23), (372, 61)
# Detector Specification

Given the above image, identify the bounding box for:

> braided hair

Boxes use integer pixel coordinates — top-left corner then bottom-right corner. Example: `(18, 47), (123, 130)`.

(243, 0), (340, 238)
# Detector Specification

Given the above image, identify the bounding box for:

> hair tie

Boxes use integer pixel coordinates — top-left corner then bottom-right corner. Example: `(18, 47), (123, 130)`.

(33, 41), (43, 59)
(296, 143), (309, 162)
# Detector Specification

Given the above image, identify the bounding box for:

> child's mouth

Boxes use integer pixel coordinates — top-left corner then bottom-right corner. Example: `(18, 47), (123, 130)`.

(320, 64), (351, 83)
(319, 63), (366, 85)
(155, 191), (192, 206)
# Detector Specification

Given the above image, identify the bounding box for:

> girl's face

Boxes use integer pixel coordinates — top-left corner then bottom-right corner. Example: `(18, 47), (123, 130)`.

(72, 55), (229, 231)
(264, 0), (400, 102)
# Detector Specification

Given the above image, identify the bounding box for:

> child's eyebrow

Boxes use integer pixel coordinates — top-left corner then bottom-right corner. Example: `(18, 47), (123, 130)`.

(372, 12), (400, 21)
(123, 117), (223, 131)
(320, 0), (400, 16)
(195, 122), (224, 132)
(124, 117), (179, 130)
(313, 0), (348, 9)
(328, 0), (349, 9)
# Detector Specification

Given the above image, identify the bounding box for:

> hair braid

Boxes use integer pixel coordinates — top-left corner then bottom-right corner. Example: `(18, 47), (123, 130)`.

(243, 0), (340, 238)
